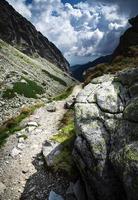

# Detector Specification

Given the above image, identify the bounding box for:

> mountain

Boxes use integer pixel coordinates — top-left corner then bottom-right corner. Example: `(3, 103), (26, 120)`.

(0, 0), (69, 72)
(84, 15), (138, 84)
(113, 15), (138, 58)
(71, 55), (112, 81)
(0, 0), (75, 126)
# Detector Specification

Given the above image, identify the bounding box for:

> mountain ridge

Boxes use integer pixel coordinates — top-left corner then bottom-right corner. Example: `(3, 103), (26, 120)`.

(0, 0), (70, 72)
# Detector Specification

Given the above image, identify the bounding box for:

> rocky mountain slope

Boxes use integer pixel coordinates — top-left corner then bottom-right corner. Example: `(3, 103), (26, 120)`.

(71, 55), (111, 81)
(0, 0), (76, 127)
(73, 67), (138, 200)
(76, 15), (138, 83)
(0, 0), (69, 72)
(0, 39), (75, 126)
(113, 15), (138, 58)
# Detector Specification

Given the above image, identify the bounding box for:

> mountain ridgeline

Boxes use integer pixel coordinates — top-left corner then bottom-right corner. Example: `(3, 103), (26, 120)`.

(0, 0), (69, 72)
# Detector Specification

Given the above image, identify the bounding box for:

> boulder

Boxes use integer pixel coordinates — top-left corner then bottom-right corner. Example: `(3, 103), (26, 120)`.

(46, 102), (56, 112)
(73, 68), (138, 200)
(42, 140), (62, 167)
(64, 96), (76, 109)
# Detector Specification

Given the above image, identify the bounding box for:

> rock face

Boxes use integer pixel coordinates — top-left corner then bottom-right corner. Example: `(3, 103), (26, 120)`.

(73, 68), (138, 200)
(0, 0), (69, 72)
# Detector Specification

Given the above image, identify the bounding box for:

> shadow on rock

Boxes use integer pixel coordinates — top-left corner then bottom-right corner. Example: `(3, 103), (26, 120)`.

(20, 152), (70, 200)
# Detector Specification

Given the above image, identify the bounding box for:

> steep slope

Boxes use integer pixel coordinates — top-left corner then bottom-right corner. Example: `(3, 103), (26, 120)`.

(0, 39), (75, 126)
(113, 15), (138, 58)
(71, 55), (112, 81)
(0, 0), (69, 72)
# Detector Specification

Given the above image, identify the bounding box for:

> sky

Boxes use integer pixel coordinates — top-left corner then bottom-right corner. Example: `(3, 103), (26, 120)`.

(7, 0), (138, 65)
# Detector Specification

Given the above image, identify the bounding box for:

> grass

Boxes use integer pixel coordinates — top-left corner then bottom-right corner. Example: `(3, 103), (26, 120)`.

(2, 77), (44, 99)
(42, 69), (67, 86)
(0, 102), (44, 147)
(50, 109), (77, 176)
(52, 86), (74, 101)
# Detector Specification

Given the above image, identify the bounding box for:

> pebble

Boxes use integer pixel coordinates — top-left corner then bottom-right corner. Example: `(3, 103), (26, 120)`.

(0, 182), (6, 194)
(10, 147), (21, 158)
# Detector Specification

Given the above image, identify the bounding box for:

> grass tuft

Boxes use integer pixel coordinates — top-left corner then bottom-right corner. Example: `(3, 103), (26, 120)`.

(0, 102), (44, 147)
(2, 77), (44, 99)
(52, 86), (74, 101)
(50, 109), (77, 176)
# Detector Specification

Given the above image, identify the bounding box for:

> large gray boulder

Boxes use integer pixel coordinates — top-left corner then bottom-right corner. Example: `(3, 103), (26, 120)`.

(73, 68), (138, 200)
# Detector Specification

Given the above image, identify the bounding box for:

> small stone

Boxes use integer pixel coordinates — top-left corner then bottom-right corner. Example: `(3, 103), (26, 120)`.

(48, 191), (64, 200)
(29, 186), (36, 192)
(17, 143), (25, 150)
(10, 147), (21, 158)
(27, 121), (38, 127)
(0, 182), (6, 194)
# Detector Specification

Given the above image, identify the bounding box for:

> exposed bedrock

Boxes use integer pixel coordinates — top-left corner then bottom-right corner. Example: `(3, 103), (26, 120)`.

(73, 68), (138, 200)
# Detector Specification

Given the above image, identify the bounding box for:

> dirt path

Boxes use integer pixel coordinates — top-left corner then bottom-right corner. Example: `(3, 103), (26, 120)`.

(0, 85), (82, 200)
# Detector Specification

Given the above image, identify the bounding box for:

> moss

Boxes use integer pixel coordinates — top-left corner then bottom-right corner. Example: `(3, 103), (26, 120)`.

(125, 147), (138, 161)
(52, 86), (74, 101)
(42, 69), (67, 86)
(0, 102), (44, 147)
(2, 77), (44, 99)
(50, 109), (77, 175)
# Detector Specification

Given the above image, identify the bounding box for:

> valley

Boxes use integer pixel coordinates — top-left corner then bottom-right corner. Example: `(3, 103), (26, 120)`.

(0, 0), (138, 200)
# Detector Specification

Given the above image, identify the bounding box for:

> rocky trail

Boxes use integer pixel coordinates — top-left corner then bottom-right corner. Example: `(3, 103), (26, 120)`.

(0, 85), (82, 200)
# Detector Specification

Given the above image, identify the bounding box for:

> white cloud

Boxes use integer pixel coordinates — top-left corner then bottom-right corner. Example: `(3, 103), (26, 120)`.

(7, 0), (129, 65)
(7, 0), (32, 18)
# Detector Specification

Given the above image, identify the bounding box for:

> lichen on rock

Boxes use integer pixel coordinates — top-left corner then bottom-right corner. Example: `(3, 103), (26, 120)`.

(73, 67), (138, 200)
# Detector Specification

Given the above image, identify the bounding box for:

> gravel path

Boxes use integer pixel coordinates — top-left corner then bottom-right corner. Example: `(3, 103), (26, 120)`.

(0, 85), (82, 200)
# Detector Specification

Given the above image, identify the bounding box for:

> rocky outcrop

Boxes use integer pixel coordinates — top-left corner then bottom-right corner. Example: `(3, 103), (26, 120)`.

(73, 68), (138, 200)
(0, 0), (69, 72)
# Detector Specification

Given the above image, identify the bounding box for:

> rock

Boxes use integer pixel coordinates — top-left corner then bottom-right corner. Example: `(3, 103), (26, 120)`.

(27, 121), (38, 127)
(73, 180), (86, 200)
(46, 102), (56, 112)
(26, 126), (36, 133)
(18, 137), (25, 143)
(0, 182), (6, 194)
(17, 143), (25, 150)
(42, 140), (62, 167)
(48, 191), (64, 200)
(66, 180), (86, 200)
(73, 68), (138, 200)
(64, 97), (76, 109)
(66, 182), (74, 195)
(10, 147), (21, 158)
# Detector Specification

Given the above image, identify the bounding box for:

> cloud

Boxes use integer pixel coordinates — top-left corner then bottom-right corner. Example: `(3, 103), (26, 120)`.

(89, 0), (138, 17)
(7, 0), (32, 18)
(7, 0), (130, 65)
